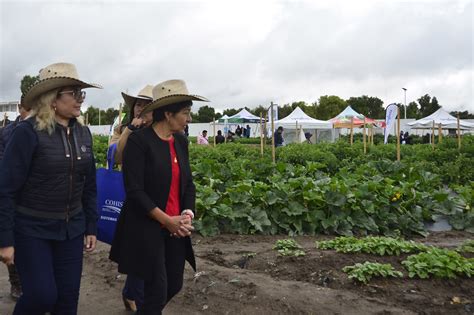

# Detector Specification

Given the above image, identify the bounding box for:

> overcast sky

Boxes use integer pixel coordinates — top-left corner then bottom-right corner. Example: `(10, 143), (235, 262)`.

(1, 0), (472, 114)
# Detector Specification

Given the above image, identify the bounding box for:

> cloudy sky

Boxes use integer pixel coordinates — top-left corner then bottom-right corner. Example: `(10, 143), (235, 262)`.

(1, 0), (472, 114)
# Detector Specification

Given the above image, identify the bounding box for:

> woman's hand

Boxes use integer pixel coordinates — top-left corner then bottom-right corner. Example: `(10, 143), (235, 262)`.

(130, 117), (145, 129)
(0, 246), (14, 265)
(84, 235), (97, 252)
(165, 215), (194, 238)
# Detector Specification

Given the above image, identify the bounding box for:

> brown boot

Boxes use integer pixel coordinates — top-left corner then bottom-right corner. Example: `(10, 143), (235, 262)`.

(7, 264), (22, 300)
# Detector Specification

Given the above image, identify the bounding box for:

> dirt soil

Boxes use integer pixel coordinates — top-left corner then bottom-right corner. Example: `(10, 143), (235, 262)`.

(0, 231), (473, 315)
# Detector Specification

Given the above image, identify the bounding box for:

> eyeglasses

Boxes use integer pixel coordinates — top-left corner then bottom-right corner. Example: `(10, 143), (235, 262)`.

(58, 90), (86, 101)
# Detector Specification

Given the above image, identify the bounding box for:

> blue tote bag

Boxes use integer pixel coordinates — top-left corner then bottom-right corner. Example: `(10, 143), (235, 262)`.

(96, 144), (125, 244)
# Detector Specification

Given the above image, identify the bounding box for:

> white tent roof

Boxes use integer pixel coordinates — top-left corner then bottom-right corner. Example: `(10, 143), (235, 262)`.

(274, 107), (332, 129)
(330, 106), (365, 120)
(407, 108), (474, 130)
(228, 109), (260, 121)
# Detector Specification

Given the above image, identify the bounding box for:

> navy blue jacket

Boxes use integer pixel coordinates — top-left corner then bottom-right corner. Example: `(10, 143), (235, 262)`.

(0, 117), (97, 247)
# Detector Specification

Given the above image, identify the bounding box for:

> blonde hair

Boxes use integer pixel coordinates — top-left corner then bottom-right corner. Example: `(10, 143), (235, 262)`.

(31, 88), (84, 135)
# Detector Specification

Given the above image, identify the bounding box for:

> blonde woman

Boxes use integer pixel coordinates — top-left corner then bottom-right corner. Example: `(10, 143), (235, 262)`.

(0, 63), (101, 314)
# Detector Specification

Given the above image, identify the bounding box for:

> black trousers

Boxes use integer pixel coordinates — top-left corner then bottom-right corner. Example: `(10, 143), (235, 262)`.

(141, 232), (187, 315)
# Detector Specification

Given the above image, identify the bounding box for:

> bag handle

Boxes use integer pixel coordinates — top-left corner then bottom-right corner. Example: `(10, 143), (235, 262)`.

(107, 143), (118, 170)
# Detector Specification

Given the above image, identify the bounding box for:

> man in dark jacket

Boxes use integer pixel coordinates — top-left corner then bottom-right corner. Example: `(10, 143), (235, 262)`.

(274, 126), (284, 147)
(0, 101), (30, 300)
(215, 130), (225, 144)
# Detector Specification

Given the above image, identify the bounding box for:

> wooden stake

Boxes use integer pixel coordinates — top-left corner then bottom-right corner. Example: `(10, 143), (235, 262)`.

(363, 118), (367, 154)
(118, 103), (123, 126)
(397, 107), (401, 161)
(457, 114), (461, 150)
(431, 120), (435, 150)
(438, 123), (442, 143)
(350, 117), (354, 145)
(260, 113), (264, 157)
(213, 118), (216, 147)
(271, 102), (276, 164)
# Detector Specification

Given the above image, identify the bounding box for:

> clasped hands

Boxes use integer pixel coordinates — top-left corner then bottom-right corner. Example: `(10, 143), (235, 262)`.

(164, 211), (194, 238)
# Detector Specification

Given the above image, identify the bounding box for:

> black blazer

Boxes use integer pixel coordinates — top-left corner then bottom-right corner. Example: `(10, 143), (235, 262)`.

(109, 127), (196, 279)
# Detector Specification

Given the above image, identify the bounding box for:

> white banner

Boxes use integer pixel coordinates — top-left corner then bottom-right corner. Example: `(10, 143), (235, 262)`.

(384, 103), (398, 144)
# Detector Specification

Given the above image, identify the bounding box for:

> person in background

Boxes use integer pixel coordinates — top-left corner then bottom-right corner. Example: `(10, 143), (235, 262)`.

(235, 125), (242, 137)
(274, 126), (284, 147)
(245, 124), (251, 138)
(108, 85), (154, 312)
(109, 85), (154, 165)
(110, 79), (207, 313)
(226, 130), (235, 142)
(0, 62), (100, 314)
(0, 98), (31, 300)
(404, 131), (412, 145)
(184, 125), (189, 137)
(215, 130), (225, 144)
(197, 130), (209, 145)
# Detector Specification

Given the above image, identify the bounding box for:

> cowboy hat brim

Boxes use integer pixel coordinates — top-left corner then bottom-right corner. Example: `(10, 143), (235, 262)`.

(23, 77), (102, 110)
(141, 94), (209, 115)
(121, 92), (153, 108)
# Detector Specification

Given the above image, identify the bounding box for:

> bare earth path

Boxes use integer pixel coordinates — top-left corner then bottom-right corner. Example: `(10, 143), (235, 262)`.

(1, 232), (472, 314)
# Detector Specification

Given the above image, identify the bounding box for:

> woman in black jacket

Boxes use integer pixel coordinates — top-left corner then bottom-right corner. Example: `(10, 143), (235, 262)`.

(110, 79), (208, 314)
(0, 62), (101, 314)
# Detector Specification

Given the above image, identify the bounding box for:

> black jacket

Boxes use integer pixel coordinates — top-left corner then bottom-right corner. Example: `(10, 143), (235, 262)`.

(109, 127), (196, 279)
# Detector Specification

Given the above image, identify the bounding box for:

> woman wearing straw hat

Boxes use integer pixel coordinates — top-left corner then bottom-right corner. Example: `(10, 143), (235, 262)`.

(0, 62), (101, 314)
(108, 85), (154, 312)
(109, 85), (154, 165)
(110, 79), (208, 314)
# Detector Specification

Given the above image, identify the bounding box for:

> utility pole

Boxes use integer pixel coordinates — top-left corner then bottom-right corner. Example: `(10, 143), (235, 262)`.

(402, 87), (407, 119)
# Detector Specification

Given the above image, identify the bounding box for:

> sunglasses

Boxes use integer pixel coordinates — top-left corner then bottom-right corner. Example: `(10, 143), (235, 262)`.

(58, 89), (86, 101)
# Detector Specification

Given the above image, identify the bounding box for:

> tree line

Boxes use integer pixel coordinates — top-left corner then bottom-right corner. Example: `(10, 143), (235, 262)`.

(13, 75), (474, 125)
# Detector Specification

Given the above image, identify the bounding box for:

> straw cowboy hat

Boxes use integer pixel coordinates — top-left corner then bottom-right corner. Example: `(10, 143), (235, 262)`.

(121, 85), (153, 107)
(142, 79), (209, 114)
(23, 62), (102, 110)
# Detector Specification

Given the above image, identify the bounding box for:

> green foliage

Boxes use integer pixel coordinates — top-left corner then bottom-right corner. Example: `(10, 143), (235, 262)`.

(402, 248), (474, 279)
(316, 236), (428, 256)
(343, 262), (403, 284)
(456, 240), (474, 254)
(20, 75), (40, 95)
(273, 239), (305, 256)
(92, 135), (109, 168)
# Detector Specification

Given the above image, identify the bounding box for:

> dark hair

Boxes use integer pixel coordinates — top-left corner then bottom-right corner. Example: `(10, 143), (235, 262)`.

(152, 100), (192, 122)
(217, 130), (222, 135)
(202, 130), (208, 133)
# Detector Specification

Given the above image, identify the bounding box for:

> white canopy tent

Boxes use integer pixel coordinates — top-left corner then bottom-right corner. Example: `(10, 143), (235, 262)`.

(273, 107), (335, 143)
(407, 108), (474, 130)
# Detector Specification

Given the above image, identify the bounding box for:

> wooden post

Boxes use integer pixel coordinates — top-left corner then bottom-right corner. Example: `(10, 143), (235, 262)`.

(350, 117), (354, 145)
(299, 125), (303, 143)
(457, 114), (461, 150)
(118, 103), (123, 126)
(85, 112), (89, 126)
(363, 118), (367, 154)
(213, 118), (216, 147)
(396, 107), (401, 161)
(2, 113), (6, 127)
(438, 123), (442, 144)
(260, 113), (264, 157)
(271, 102), (276, 163)
(431, 120), (435, 150)
(264, 113), (267, 141)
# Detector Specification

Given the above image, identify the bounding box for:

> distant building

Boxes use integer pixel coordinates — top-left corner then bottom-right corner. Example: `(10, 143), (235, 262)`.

(0, 101), (20, 126)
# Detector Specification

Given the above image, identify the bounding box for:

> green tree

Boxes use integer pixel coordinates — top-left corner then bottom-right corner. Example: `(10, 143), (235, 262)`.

(315, 95), (347, 120)
(250, 105), (267, 118)
(20, 75), (40, 96)
(406, 101), (419, 119)
(197, 105), (216, 122)
(346, 95), (385, 119)
(418, 94), (440, 117)
(450, 110), (474, 119)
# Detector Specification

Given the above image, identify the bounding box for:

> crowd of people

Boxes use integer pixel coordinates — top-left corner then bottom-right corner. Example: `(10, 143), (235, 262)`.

(0, 62), (205, 314)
